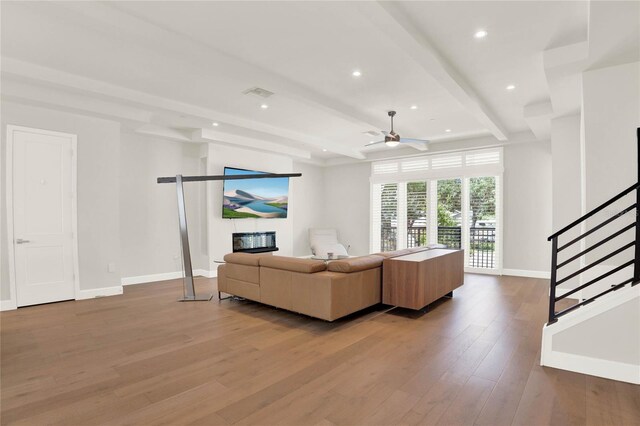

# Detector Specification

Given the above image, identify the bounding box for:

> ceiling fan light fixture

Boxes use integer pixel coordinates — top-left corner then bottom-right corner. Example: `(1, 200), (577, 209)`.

(385, 141), (400, 148)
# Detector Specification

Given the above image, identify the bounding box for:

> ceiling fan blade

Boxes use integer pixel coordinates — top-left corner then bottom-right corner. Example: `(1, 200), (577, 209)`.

(399, 138), (429, 144)
(381, 130), (389, 136)
(365, 140), (386, 147)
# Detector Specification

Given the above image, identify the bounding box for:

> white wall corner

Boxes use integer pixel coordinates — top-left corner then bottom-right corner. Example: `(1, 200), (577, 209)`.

(1, 299), (18, 311)
(502, 269), (551, 279)
(77, 286), (123, 300)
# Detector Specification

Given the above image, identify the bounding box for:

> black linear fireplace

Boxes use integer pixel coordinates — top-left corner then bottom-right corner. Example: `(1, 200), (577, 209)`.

(232, 231), (278, 254)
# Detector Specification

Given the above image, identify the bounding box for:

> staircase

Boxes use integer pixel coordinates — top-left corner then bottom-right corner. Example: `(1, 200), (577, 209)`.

(541, 129), (640, 385)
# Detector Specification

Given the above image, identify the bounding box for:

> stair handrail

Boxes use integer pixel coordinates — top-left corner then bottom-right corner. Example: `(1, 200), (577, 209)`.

(547, 182), (639, 241)
(547, 128), (640, 325)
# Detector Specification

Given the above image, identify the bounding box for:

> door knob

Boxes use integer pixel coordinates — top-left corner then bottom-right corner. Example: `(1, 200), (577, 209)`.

(15, 239), (31, 244)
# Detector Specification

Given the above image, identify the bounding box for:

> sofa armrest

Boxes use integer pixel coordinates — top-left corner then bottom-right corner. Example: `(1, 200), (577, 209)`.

(217, 264), (227, 292)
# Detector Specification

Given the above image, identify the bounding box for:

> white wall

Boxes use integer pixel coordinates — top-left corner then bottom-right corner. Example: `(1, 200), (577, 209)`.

(206, 144), (294, 263)
(575, 61), (640, 297)
(1, 102), (121, 302)
(291, 161), (326, 256)
(553, 295), (640, 365)
(323, 162), (372, 256)
(583, 61), (639, 208)
(503, 141), (553, 273)
(119, 133), (208, 279)
(551, 114), (582, 230)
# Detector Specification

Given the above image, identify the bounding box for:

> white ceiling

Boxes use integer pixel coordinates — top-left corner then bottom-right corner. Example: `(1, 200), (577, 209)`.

(0, 1), (636, 163)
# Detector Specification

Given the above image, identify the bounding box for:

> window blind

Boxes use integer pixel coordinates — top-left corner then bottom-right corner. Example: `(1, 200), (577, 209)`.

(370, 147), (502, 183)
(371, 183), (399, 252)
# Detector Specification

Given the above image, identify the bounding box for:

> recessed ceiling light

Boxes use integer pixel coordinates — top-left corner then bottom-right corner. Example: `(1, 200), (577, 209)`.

(474, 30), (488, 39)
(410, 105), (418, 110)
(352, 70), (362, 77)
(260, 104), (269, 109)
(212, 122), (219, 126)
(445, 129), (452, 133)
(506, 84), (516, 91)
(322, 149), (328, 152)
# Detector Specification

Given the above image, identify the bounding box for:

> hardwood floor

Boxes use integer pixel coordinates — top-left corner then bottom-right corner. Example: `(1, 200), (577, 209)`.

(1, 274), (638, 425)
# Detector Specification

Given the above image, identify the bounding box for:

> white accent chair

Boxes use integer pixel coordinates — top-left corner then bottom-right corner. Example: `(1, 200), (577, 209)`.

(308, 228), (349, 258)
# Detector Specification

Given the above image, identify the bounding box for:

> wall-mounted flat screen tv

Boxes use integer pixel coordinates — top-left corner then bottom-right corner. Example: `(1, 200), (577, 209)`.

(222, 167), (289, 219)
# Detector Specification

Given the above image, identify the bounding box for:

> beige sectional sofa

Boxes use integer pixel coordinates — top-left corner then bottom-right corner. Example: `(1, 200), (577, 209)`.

(217, 246), (439, 321)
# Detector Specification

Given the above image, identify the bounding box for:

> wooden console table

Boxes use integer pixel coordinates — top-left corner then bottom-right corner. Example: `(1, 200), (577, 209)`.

(382, 249), (464, 310)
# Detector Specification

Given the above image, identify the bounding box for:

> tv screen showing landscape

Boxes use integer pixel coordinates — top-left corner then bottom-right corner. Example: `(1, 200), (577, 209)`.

(222, 167), (289, 219)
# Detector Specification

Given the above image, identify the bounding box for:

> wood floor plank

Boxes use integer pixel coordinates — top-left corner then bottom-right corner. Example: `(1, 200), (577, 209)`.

(1, 274), (638, 426)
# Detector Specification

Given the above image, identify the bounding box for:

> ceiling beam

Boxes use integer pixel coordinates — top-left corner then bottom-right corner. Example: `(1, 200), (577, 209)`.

(2, 57), (366, 160)
(193, 129), (312, 160)
(52, 2), (386, 136)
(0, 77), (154, 124)
(356, 2), (509, 141)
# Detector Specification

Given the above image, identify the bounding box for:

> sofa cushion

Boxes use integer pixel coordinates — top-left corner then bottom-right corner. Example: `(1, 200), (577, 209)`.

(223, 252), (270, 266)
(225, 263), (260, 284)
(327, 255), (384, 273)
(259, 256), (327, 273)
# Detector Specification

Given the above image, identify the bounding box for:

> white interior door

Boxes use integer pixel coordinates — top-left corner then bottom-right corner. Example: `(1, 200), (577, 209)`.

(11, 127), (76, 307)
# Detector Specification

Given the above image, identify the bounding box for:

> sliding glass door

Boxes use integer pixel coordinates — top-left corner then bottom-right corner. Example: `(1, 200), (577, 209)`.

(370, 148), (502, 272)
(468, 176), (498, 269)
(436, 178), (462, 249)
(407, 182), (427, 248)
(380, 183), (398, 252)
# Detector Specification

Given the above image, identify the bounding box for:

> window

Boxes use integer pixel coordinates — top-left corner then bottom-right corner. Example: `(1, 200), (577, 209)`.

(371, 148), (503, 272)
(437, 178), (462, 249)
(407, 182), (427, 248)
(376, 183), (398, 251)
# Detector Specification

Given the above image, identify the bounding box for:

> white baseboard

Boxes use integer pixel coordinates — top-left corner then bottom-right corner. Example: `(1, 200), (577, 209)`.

(465, 267), (501, 276)
(194, 269), (217, 278)
(122, 271), (183, 286)
(502, 269), (550, 279)
(77, 285), (123, 300)
(541, 350), (640, 385)
(0, 286), (124, 309)
(122, 269), (216, 286)
(1, 299), (17, 311)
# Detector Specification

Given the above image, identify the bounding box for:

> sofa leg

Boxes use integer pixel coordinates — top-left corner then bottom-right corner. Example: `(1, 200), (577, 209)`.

(218, 291), (232, 301)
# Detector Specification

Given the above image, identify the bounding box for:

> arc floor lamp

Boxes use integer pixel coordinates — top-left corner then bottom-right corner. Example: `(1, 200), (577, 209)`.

(157, 172), (302, 301)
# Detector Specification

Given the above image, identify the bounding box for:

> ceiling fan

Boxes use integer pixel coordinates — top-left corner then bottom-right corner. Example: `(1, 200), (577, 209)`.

(365, 111), (429, 149)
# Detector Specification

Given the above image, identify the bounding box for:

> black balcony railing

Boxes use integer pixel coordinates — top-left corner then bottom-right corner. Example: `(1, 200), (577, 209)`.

(469, 227), (496, 269)
(438, 226), (462, 249)
(380, 225), (496, 269)
(381, 226), (397, 252)
(407, 226), (427, 248)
